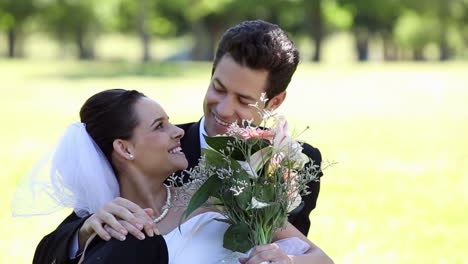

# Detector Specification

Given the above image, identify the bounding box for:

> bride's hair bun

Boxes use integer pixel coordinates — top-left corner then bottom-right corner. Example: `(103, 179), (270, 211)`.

(80, 89), (145, 162)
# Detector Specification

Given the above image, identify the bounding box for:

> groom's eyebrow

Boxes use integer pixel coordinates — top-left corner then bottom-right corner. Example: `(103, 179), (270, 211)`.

(214, 78), (256, 101)
(149, 117), (165, 128)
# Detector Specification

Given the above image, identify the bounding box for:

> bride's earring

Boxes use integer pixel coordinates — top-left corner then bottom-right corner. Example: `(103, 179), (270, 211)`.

(128, 153), (134, 160)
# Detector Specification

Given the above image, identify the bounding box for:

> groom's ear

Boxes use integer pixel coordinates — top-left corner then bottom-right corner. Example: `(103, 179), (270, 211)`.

(266, 91), (286, 111)
(113, 139), (134, 161)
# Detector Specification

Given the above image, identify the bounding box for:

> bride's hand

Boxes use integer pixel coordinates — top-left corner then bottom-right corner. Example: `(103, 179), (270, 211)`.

(239, 243), (293, 264)
(79, 197), (156, 247)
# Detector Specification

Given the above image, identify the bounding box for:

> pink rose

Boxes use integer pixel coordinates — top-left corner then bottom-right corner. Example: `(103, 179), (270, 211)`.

(240, 128), (274, 140)
(227, 125), (274, 140)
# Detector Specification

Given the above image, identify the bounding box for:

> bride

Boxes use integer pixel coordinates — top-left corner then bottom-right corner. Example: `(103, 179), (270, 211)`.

(25, 89), (333, 264)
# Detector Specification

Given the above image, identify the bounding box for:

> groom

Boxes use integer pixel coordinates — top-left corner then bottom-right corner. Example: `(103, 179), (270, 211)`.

(33, 20), (323, 264)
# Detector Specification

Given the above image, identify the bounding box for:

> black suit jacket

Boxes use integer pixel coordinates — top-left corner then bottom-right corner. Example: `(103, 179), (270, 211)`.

(33, 120), (323, 264)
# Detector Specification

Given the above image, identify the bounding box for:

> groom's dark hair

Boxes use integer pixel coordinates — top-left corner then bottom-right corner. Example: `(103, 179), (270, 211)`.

(80, 89), (145, 163)
(212, 20), (299, 101)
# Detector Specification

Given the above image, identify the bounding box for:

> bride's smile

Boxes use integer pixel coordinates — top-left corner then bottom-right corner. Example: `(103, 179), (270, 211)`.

(115, 97), (188, 178)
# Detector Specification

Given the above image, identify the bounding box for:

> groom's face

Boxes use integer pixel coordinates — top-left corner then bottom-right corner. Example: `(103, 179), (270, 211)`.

(203, 54), (285, 137)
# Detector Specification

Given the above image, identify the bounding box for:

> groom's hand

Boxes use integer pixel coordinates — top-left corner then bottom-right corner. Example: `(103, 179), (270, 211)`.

(103, 208), (160, 241)
(79, 198), (156, 248)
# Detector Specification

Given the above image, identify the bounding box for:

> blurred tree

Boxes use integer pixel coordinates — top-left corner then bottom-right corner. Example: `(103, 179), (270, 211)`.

(0, 0), (36, 57)
(404, 0), (467, 60)
(117, 0), (151, 61)
(117, 0), (152, 61)
(299, 0), (352, 62)
(337, 0), (402, 61)
(394, 11), (438, 60)
(177, 0), (234, 61)
(303, 0), (324, 61)
(116, 0), (185, 61)
(137, 0), (152, 62)
(461, 0), (468, 55)
(40, 0), (99, 59)
(162, 0), (297, 61)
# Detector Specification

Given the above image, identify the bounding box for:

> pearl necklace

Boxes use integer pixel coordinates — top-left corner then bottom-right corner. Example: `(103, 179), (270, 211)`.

(153, 185), (171, 223)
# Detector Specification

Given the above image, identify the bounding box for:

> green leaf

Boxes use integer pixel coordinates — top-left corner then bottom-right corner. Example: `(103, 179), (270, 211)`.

(179, 175), (221, 227)
(202, 148), (244, 175)
(234, 186), (251, 210)
(260, 202), (283, 225)
(204, 135), (246, 161)
(246, 137), (270, 154)
(204, 135), (233, 150)
(260, 181), (276, 201)
(201, 148), (229, 167)
(223, 222), (253, 252)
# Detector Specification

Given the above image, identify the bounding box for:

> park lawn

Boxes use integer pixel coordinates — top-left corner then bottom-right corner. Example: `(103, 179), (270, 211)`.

(0, 59), (467, 263)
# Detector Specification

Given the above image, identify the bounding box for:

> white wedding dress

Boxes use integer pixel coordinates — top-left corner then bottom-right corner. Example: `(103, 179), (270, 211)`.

(163, 212), (310, 264)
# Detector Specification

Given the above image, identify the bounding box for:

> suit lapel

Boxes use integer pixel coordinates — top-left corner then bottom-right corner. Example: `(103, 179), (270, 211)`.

(171, 121), (202, 184)
(181, 121), (202, 170)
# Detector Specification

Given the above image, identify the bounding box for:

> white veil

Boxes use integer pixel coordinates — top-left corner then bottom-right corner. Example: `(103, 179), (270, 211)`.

(12, 122), (120, 217)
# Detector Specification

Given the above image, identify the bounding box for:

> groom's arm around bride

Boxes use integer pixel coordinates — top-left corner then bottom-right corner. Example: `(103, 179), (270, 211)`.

(33, 20), (325, 263)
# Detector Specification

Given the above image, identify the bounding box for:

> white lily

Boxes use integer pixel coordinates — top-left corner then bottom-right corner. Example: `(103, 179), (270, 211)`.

(288, 193), (302, 212)
(250, 197), (270, 209)
(238, 147), (273, 179)
(272, 116), (309, 169)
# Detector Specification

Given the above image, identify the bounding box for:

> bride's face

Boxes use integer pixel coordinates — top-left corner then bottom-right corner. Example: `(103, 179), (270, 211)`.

(128, 97), (188, 176)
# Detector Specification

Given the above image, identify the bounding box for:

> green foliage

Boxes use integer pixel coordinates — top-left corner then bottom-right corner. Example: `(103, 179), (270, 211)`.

(223, 222), (252, 252)
(115, 0), (182, 37)
(204, 135), (270, 161)
(1, 0), (467, 59)
(0, 0), (36, 30)
(205, 136), (245, 160)
(323, 0), (352, 30)
(180, 172), (222, 226)
(394, 11), (437, 49)
(183, 0), (232, 21)
(39, 0), (98, 41)
(337, 0), (403, 32)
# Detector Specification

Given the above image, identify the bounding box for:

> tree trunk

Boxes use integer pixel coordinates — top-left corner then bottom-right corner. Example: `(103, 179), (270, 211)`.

(439, 30), (450, 61)
(191, 20), (214, 61)
(138, 0), (151, 62)
(206, 18), (226, 60)
(141, 32), (151, 62)
(413, 48), (425, 61)
(383, 32), (398, 61)
(7, 28), (16, 58)
(355, 29), (369, 61)
(439, 42), (450, 60)
(76, 30), (94, 60)
(439, 0), (451, 61)
(305, 0), (323, 62)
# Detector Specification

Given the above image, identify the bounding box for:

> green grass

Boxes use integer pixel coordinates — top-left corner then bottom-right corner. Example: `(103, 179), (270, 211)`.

(1, 59), (467, 263)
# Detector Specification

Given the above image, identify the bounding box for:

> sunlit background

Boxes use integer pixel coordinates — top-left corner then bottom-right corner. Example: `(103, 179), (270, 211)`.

(1, 0), (467, 263)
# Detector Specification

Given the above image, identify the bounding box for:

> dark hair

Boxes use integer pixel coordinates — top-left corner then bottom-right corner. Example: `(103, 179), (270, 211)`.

(212, 20), (299, 100)
(80, 89), (146, 163)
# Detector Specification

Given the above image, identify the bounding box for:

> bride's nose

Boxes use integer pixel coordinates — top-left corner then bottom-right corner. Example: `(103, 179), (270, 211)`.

(172, 125), (184, 140)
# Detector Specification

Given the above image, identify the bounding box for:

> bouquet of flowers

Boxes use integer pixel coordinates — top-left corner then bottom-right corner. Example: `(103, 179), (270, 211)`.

(172, 95), (322, 253)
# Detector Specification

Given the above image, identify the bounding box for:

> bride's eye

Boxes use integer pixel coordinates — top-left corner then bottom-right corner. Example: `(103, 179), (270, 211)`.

(154, 122), (164, 130)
